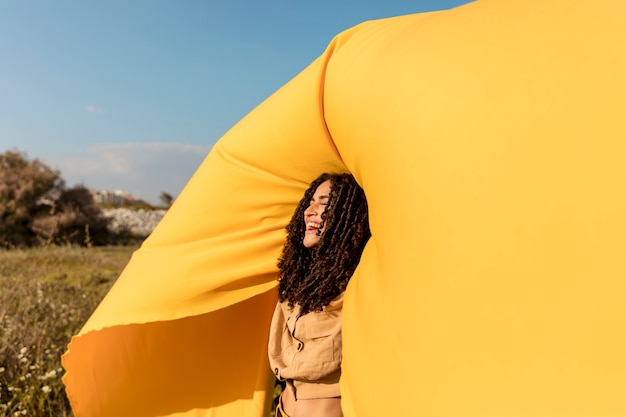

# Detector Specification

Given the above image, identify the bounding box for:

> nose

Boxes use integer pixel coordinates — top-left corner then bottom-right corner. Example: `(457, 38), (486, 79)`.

(304, 202), (319, 218)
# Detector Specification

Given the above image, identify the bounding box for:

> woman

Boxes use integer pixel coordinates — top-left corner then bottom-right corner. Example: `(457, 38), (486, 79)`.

(269, 173), (371, 417)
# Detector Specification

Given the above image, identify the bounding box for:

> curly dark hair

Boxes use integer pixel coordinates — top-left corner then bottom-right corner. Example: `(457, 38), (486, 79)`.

(277, 173), (371, 314)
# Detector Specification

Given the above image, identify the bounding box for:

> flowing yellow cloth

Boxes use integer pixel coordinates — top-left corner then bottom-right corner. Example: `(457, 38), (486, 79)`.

(63, 0), (626, 416)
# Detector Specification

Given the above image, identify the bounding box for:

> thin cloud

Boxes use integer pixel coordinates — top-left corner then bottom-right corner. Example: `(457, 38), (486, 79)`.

(86, 104), (104, 113)
(52, 142), (212, 204)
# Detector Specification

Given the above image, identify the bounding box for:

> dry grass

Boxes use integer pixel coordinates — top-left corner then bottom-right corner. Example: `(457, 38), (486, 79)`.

(0, 245), (137, 416)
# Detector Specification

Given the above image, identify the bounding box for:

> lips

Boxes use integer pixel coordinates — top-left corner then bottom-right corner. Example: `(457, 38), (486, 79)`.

(306, 221), (320, 232)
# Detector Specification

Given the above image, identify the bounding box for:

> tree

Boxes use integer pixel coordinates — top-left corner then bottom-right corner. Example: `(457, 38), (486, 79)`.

(159, 191), (174, 207)
(0, 150), (117, 247)
(31, 185), (111, 246)
(0, 150), (65, 247)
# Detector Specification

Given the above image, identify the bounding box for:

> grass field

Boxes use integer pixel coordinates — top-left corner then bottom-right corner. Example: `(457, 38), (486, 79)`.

(0, 245), (137, 416)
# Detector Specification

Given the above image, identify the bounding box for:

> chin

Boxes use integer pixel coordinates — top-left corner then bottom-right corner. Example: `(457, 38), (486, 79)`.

(303, 239), (319, 248)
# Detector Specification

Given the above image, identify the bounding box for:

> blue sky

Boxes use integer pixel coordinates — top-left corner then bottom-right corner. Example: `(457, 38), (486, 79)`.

(1, 0), (470, 204)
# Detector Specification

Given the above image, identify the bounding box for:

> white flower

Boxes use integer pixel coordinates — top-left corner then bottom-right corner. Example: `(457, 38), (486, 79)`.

(39, 369), (57, 380)
(42, 385), (51, 394)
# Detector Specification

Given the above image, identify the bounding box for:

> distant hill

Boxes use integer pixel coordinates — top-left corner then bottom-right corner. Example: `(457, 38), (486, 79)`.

(101, 207), (166, 237)
(90, 189), (167, 237)
(90, 189), (155, 208)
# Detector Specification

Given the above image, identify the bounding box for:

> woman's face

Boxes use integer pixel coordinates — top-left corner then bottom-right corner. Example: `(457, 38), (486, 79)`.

(302, 180), (331, 248)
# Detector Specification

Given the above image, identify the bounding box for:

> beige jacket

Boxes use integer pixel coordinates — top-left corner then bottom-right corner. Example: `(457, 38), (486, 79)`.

(268, 294), (343, 400)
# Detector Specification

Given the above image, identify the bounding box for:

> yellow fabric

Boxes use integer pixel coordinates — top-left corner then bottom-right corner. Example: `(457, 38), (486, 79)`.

(62, 0), (626, 416)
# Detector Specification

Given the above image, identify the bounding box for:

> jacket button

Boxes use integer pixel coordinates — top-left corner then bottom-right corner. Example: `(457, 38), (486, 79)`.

(297, 342), (303, 351)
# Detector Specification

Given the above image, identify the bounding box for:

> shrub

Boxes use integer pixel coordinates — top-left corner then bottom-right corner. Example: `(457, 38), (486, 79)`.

(0, 150), (114, 247)
(0, 150), (65, 248)
(31, 186), (112, 247)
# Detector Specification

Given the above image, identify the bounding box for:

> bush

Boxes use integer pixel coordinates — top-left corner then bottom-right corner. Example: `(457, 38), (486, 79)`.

(31, 186), (112, 247)
(0, 150), (114, 248)
(0, 150), (65, 248)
